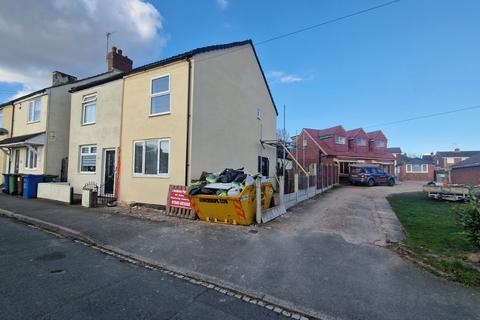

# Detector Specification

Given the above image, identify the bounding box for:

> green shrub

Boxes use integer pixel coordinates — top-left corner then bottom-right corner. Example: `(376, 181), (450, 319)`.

(454, 191), (480, 249)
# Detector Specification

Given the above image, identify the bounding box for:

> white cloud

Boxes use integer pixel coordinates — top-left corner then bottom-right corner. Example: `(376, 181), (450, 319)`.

(0, 0), (166, 100)
(216, 0), (229, 9)
(268, 71), (303, 84)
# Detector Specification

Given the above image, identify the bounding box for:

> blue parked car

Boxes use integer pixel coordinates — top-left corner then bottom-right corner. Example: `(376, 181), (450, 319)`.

(349, 164), (395, 187)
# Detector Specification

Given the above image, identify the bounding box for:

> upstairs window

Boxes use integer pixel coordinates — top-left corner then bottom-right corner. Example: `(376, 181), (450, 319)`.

(80, 145), (97, 173)
(335, 136), (346, 145)
(28, 98), (41, 123)
(150, 75), (170, 116)
(82, 94), (97, 125)
(355, 138), (367, 146)
(375, 140), (386, 148)
(25, 147), (38, 169)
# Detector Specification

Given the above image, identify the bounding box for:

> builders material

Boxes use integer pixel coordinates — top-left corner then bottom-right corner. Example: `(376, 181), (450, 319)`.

(189, 183), (273, 225)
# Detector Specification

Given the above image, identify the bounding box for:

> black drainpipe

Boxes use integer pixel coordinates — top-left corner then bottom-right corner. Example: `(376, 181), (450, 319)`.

(184, 57), (192, 186)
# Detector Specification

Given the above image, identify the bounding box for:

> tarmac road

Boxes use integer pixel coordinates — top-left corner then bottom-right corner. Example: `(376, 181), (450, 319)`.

(0, 218), (287, 320)
(1, 182), (479, 320)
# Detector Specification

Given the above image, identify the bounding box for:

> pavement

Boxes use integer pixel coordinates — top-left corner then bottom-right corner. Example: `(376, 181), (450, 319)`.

(1, 181), (480, 320)
(0, 218), (288, 320)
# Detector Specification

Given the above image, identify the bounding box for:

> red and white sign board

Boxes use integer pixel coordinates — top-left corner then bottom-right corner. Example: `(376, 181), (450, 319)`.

(168, 188), (192, 210)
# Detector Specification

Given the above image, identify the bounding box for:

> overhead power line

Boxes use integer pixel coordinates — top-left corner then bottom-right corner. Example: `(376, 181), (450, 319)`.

(255, 0), (401, 46)
(194, 0), (401, 65)
(364, 104), (480, 129)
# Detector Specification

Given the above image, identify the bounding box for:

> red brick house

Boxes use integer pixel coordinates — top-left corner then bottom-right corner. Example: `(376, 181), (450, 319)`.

(435, 149), (480, 169)
(295, 125), (395, 180)
(398, 156), (434, 182)
(450, 153), (480, 186)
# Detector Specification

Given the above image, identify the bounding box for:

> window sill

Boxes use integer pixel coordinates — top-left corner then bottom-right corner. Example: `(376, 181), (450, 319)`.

(81, 122), (96, 126)
(132, 174), (170, 179)
(27, 120), (41, 124)
(79, 171), (96, 175)
(149, 111), (171, 118)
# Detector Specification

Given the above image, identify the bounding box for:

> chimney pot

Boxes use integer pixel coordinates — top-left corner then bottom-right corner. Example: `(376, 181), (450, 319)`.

(107, 47), (133, 72)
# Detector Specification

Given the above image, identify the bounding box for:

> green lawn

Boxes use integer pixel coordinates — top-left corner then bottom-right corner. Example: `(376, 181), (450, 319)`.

(387, 192), (480, 287)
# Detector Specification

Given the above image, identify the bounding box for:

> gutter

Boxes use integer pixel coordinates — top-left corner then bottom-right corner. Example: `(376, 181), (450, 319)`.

(185, 57), (193, 186)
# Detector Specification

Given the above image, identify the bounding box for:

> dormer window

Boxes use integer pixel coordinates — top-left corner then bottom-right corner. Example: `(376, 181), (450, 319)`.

(375, 140), (386, 148)
(335, 136), (346, 144)
(355, 138), (367, 146)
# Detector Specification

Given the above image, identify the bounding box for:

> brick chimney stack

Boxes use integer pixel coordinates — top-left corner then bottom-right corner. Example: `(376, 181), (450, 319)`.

(107, 46), (133, 72)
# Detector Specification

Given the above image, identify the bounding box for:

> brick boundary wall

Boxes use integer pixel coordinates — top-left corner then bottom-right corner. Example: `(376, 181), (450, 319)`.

(451, 167), (480, 185)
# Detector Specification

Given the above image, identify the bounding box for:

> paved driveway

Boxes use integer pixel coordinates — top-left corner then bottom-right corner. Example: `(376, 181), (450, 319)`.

(273, 181), (423, 246)
(1, 182), (479, 320)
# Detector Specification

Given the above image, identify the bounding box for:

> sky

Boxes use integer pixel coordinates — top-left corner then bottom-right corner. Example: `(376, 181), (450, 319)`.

(0, 0), (479, 155)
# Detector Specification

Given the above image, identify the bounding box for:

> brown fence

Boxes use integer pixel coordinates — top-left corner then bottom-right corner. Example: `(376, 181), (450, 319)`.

(284, 164), (339, 194)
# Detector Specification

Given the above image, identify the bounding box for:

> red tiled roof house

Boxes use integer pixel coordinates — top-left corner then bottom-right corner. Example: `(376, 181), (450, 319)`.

(295, 125), (395, 180)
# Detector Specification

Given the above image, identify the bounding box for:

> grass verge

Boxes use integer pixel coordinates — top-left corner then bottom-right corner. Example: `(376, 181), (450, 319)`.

(387, 192), (480, 287)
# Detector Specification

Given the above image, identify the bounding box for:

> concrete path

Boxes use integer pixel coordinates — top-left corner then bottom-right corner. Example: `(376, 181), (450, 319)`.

(0, 218), (287, 320)
(0, 182), (479, 320)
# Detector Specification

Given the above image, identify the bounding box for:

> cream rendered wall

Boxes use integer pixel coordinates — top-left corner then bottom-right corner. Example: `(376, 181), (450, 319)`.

(190, 44), (277, 179)
(68, 80), (123, 194)
(46, 72), (120, 178)
(0, 104), (13, 183)
(12, 94), (48, 137)
(7, 94), (49, 175)
(119, 61), (189, 205)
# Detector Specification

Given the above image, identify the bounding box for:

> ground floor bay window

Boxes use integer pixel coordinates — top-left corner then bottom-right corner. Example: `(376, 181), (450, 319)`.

(133, 138), (170, 176)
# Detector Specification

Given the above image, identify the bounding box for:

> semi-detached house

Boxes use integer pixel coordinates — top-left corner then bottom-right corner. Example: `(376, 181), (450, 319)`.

(0, 103), (13, 184)
(67, 40), (277, 207)
(0, 71), (119, 183)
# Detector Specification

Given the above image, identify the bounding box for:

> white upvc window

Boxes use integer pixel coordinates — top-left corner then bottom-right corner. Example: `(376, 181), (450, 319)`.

(447, 158), (455, 164)
(375, 140), (386, 148)
(335, 136), (346, 145)
(355, 138), (367, 146)
(133, 138), (170, 176)
(150, 75), (170, 116)
(25, 147), (38, 169)
(82, 94), (97, 125)
(406, 164), (428, 173)
(28, 98), (41, 123)
(0, 110), (3, 128)
(80, 145), (97, 173)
